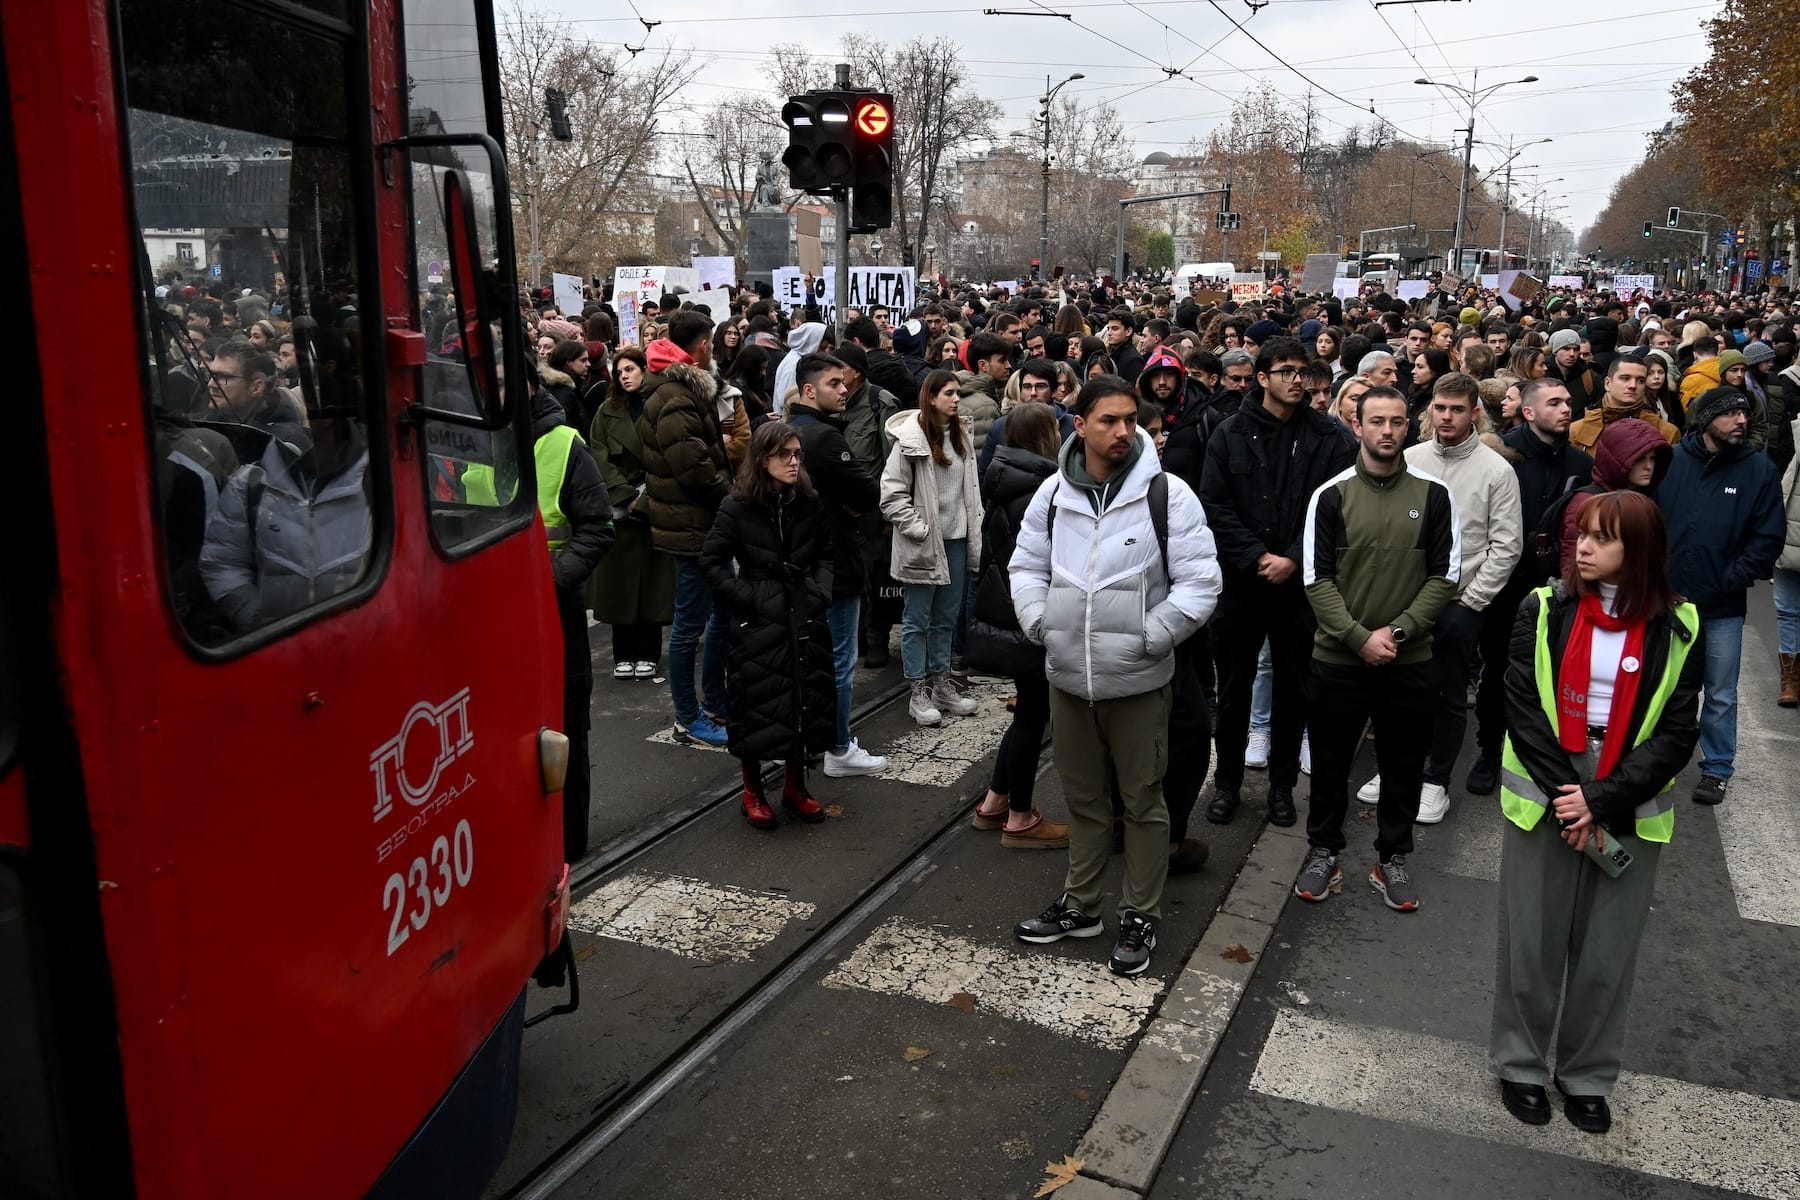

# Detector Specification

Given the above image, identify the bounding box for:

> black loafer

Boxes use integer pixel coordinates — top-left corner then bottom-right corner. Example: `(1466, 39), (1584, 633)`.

(1205, 787), (1239, 825)
(1555, 1080), (1611, 1133)
(1499, 1079), (1551, 1126)
(1267, 785), (1297, 828)
(1465, 754), (1500, 796)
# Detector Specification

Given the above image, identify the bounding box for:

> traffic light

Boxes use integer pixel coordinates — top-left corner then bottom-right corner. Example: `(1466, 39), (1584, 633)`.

(848, 93), (894, 232)
(1667, 206), (1681, 228)
(1642, 221), (1653, 238)
(781, 91), (855, 193)
(1734, 226), (1747, 247)
(545, 88), (572, 142)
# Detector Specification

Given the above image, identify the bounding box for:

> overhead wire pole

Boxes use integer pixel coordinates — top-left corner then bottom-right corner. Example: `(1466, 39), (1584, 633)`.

(1116, 188), (1228, 281)
(1038, 72), (1085, 283)
(1415, 69), (1537, 277)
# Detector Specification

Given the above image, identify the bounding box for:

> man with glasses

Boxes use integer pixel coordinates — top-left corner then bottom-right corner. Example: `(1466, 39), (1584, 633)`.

(979, 357), (1073, 475)
(206, 342), (300, 431)
(1201, 337), (1354, 828)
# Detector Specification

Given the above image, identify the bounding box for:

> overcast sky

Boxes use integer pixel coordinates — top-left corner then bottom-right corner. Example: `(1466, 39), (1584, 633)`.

(537, 0), (1722, 235)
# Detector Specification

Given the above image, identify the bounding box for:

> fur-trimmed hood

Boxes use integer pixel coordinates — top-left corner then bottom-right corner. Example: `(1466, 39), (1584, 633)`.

(656, 359), (720, 404)
(537, 362), (577, 390)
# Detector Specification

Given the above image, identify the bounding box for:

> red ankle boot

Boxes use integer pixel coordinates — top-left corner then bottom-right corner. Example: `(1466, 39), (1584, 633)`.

(781, 763), (826, 823)
(741, 765), (777, 830)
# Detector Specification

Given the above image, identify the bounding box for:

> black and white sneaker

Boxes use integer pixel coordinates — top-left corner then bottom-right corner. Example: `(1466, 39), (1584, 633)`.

(1014, 895), (1105, 944)
(1109, 909), (1156, 976)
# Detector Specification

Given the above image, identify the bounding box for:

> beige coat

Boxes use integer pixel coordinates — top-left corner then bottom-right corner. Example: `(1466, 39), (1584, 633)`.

(879, 409), (983, 586)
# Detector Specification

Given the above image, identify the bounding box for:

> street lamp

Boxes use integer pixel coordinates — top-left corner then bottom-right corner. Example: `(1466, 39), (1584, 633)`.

(1038, 73), (1084, 282)
(1485, 136), (1552, 259)
(1416, 70), (1538, 276)
(924, 238), (938, 278)
(870, 237), (883, 265)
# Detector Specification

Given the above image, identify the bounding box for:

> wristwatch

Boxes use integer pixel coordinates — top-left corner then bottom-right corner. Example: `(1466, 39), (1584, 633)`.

(1389, 625), (1407, 644)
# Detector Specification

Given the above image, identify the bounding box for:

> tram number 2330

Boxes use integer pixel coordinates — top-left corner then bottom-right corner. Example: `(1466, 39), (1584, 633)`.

(383, 818), (475, 956)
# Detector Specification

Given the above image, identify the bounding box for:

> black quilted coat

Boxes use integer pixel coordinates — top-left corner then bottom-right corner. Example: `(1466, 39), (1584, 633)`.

(700, 490), (837, 763)
(964, 445), (1055, 678)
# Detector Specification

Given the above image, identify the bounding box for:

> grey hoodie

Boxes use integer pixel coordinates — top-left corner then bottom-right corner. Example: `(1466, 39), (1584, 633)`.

(772, 322), (828, 415)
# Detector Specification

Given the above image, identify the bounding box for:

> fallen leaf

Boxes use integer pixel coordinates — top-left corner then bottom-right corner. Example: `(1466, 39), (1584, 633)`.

(573, 945), (596, 961)
(945, 991), (978, 1013)
(1071, 1086), (1090, 1101)
(1220, 943), (1254, 964)
(824, 803), (845, 818)
(1328, 878), (1344, 894)
(903, 1046), (932, 1062)
(1035, 1154), (1085, 1198)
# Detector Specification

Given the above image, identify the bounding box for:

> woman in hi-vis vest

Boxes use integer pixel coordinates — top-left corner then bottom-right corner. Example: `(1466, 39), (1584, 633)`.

(1491, 491), (1701, 1135)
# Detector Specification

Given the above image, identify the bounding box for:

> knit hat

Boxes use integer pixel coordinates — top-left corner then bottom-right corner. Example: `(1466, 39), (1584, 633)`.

(1688, 386), (1750, 430)
(538, 318), (582, 341)
(1743, 341), (1775, 365)
(1547, 329), (1581, 354)
(1298, 318), (1322, 341)
(1244, 318), (1285, 344)
(1459, 306), (1481, 326)
(1715, 348), (1746, 374)
(891, 318), (928, 356)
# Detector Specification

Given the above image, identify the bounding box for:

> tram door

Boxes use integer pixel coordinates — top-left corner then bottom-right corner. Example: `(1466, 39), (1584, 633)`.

(1, 0), (563, 1196)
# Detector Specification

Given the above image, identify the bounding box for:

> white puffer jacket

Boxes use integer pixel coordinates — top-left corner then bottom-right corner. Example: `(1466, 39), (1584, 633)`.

(1779, 414), (1800, 572)
(1010, 431), (1221, 701)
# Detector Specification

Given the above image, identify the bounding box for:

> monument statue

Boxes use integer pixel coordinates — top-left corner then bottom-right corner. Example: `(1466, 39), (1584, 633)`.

(753, 156), (783, 210)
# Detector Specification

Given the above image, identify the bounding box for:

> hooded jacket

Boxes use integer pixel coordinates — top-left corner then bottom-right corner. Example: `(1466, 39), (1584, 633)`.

(952, 367), (1003, 450)
(1404, 429), (1523, 612)
(1009, 431), (1221, 701)
(965, 445), (1057, 677)
(878, 408), (983, 586)
(638, 339), (733, 556)
(1200, 394), (1355, 589)
(1556, 417), (1671, 578)
(771, 322), (828, 416)
(1656, 426), (1785, 619)
(1584, 317), (1621, 381)
(868, 346), (926, 409)
(788, 401), (879, 600)
(1567, 382), (1680, 455)
(199, 424), (374, 631)
(977, 402), (1075, 478)
(538, 362), (585, 431)
(1678, 354), (1723, 411)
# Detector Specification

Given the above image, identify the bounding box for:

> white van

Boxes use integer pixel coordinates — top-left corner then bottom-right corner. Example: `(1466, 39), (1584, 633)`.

(1174, 262), (1236, 292)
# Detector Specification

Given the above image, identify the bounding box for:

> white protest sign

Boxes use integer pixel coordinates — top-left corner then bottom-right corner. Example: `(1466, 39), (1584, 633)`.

(693, 255), (736, 293)
(616, 292), (639, 346)
(611, 265), (700, 308)
(1548, 275), (1584, 289)
(692, 290), (732, 325)
(1332, 277), (1362, 300)
(1480, 274), (1500, 290)
(771, 266), (917, 327)
(1397, 280), (1429, 301)
(552, 272), (583, 317)
(1231, 273), (1266, 302)
(1612, 274), (1656, 294)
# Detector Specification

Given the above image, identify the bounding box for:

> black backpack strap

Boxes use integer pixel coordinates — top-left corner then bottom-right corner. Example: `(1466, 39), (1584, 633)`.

(1149, 472), (1170, 579)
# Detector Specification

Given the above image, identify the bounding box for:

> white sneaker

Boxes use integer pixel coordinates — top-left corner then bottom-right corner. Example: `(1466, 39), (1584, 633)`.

(612, 661), (635, 680)
(1416, 781), (1450, 824)
(1357, 774), (1382, 805)
(633, 661), (657, 679)
(1245, 730), (1271, 770)
(824, 739), (888, 778)
(908, 680), (942, 726)
(1300, 733), (1312, 776)
(931, 674), (979, 716)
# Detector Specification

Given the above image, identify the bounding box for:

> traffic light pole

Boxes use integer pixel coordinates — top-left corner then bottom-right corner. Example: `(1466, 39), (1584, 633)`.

(832, 63), (852, 336)
(1114, 189), (1229, 281)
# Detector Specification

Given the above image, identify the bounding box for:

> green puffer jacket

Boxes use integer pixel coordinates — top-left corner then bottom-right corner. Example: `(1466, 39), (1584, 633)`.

(638, 361), (732, 556)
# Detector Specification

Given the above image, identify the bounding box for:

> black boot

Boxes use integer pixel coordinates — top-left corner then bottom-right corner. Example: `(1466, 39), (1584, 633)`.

(1205, 786), (1238, 825)
(1267, 785), (1296, 828)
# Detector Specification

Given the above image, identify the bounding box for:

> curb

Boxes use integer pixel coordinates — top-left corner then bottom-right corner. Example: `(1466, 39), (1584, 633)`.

(1069, 820), (1311, 1195)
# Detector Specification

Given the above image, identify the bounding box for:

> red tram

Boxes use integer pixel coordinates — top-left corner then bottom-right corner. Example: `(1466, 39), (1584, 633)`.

(1, 0), (570, 1195)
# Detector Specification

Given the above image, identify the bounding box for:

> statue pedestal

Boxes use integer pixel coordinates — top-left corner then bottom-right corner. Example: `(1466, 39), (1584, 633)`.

(744, 209), (791, 291)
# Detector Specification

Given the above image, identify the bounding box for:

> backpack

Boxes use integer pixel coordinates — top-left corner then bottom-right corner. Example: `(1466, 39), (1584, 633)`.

(1531, 477), (1601, 579)
(1045, 471), (1170, 578)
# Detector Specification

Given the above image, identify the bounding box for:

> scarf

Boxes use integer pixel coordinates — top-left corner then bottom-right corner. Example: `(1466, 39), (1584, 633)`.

(1557, 591), (1647, 778)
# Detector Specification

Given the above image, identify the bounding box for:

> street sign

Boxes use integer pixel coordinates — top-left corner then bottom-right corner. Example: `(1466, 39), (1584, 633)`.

(1214, 211), (1241, 231)
(427, 260), (442, 276)
(209, 263), (222, 279)
(1746, 259), (1764, 281)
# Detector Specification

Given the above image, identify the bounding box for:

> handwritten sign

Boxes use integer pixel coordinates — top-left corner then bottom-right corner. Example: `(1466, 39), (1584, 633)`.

(1230, 273), (1266, 302)
(611, 265), (700, 308)
(552, 272), (583, 318)
(772, 266), (917, 327)
(1548, 275), (1584, 289)
(616, 291), (639, 346)
(1611, 273), (1656, 294)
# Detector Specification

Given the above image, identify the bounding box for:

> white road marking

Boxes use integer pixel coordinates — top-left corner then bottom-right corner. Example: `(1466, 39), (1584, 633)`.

(873, 683), (1016, 786)
(822, 917), (1164, 1048)
(1715, 621), (1800, 928)
(1250, 1008), (1800, 1199)
(569, 871), (816, 963)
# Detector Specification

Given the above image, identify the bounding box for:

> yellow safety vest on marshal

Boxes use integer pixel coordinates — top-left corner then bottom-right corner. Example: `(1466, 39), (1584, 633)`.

(462, 424), (581, 551)
(1499, 585), (1699, 843)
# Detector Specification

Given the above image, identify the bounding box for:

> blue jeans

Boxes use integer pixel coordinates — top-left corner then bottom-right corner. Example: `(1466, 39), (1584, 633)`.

(950, 570), (978, 662)
(669, 556), (729, 727)
(828, 595), (860, 749)
(1698, 614), (1744, 781)
(1250, 638), (1273, 734)
(1775, 568), (1800, 655)
(900, 538), (967, 681)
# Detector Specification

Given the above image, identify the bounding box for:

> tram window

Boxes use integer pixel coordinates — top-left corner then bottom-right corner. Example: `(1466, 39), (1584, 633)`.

(118, 0), (383, 647)
(403, 0), (531, 552)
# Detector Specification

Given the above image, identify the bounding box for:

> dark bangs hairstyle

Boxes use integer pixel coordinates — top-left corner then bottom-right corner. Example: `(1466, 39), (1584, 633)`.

(608, 346), (647, 402)
(1564, 490), (1680, 624)
(917, 368), (969, 466)
(733, 420), (813, 506)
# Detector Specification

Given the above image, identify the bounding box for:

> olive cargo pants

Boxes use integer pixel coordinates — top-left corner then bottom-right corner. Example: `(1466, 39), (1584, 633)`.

(1050, 683), (1173, 922)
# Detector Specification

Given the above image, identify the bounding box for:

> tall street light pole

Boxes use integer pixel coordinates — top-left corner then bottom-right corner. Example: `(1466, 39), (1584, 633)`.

(1492, 136), (1552, 261)
(1416, 70), (1537, 277)
(1038, 72), (1084, 282)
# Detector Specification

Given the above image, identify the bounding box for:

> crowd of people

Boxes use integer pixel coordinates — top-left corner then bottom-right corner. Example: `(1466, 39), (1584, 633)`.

(149, 262), (1799, 1135)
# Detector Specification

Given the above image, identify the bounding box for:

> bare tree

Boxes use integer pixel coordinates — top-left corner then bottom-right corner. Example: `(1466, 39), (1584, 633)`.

(497, 1), (698, 277)
(1046, 96), (1136, 275)
(681, 91), (784, 261)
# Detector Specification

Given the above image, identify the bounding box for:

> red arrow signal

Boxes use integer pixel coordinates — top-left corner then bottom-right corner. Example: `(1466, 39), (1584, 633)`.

(855, 100), (890, 136)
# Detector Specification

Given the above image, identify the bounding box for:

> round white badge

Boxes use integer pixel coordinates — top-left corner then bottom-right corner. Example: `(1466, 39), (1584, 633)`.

(1408, 508), (1420, 520)
(1621, 656), (1641, 674)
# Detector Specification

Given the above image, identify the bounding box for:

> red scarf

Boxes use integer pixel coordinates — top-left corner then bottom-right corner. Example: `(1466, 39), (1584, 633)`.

(1556, 592), (1647, 778)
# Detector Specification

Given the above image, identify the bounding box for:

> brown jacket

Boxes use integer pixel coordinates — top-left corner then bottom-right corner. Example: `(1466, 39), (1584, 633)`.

(1567, 401), (1679, 456)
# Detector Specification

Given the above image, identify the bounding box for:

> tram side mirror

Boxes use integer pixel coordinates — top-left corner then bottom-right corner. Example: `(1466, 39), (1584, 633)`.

(442, 166), (504, 427)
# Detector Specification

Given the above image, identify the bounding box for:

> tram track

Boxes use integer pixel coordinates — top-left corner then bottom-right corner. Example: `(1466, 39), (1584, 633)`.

(503, 679), (1035, 1200)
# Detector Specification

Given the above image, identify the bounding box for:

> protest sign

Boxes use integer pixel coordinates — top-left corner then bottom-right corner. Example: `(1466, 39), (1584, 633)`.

(693, 255), (736, 293)
(1332, 277), (1362, 300)
(1302, 253), (1340, 293)
(616, 292), (639, 346)
(1548, 274), (1583, 289)
(1192, 289), (1229, 306)
(552, 272), (583, 317)
(1397, 280), (1429, 301)
(692, 290), (731, 324)
(1497, 271), (1544, 311)
(1611, 273), (1655, 294)
(611, 265), (700, 308)
(1231, 273), (1266, 302)
(771, 266), (916, 327)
